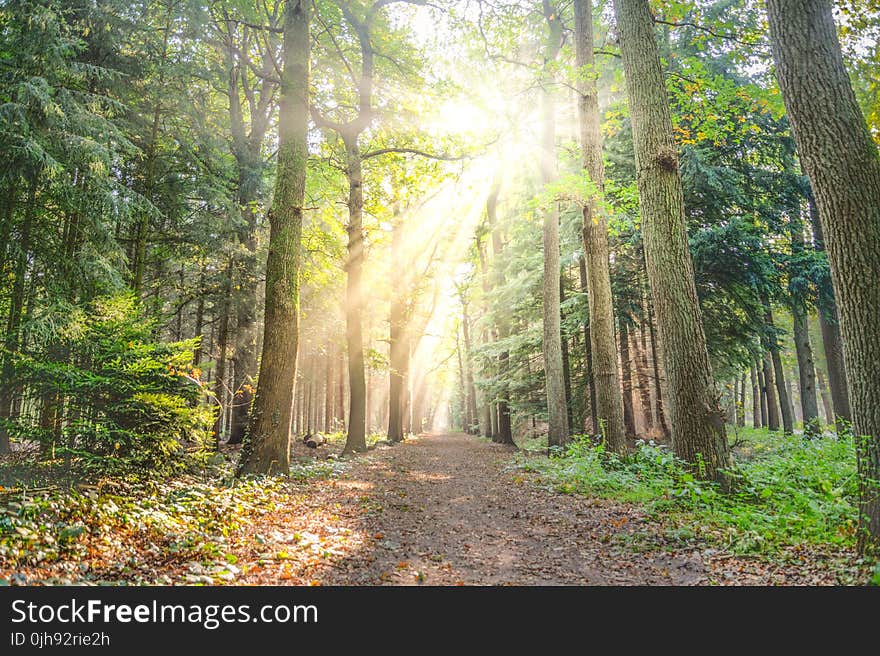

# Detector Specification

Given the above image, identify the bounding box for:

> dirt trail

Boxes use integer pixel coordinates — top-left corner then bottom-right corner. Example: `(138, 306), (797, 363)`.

(245, 432), (707, 585)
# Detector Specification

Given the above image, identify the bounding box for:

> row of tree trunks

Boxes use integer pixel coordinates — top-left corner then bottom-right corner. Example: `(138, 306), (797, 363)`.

(0, 179), (36, 454)
(290, 344), (347, 437)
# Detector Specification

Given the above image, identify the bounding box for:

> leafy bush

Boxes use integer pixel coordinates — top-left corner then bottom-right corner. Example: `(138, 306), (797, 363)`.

(517, 430), (859, 553)
(6, 295), (213, 477)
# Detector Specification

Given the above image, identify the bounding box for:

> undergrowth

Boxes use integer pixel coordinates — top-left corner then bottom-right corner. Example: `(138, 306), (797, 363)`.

(0, 448), (353, 581)
(515, 427), (859, 555)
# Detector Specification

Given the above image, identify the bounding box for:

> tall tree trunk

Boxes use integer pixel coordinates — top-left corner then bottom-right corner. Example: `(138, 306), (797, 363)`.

(192, 271), (205, 368)
(487, 184), (514, 445)
(456, 329), (467, 430)
(305, 355), (314, 434)
(751, 362), (760, 429)
(132, 9), (172, 297)
(475, 233), (495, 439)
(237, 0), (308, 476)
(757, 356), (768, 428)
(613, 0), (730, 481)
(577, 255), (597, 434)
(212, 259), (233, 446)
(618, 320), (636, 437)
(767, 0), (880, 551)
(461, 299), (480, 435)
(646, 296), (670, 440)
(573, 0), (627, 453)
(789, 204), (819, 434)
(737, 373), (747, 427)
(808, 194), (851, 425)
(338, 346), (346, 431)
(559, 274), (574, 433)
(342, 138), (368, 453)
(817, 366), (834, 425)
(540, 1), (570, 447)
(324, 344), (333, 433)
(765, 307), (794, 434)
(762, 350), (780, 431)
(792, 304), (818, 432)
(227, 137), (269, 446)
(632, 328), (654, 433)
(0, 179), (36, 454)
(297, 368), (306, 436)
(225, 153), (262, 443)
(388, 220), (406, 443)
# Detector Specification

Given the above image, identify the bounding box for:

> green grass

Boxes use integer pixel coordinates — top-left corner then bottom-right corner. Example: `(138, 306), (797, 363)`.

(515, 427), (859, 555)
(320, 430), (393, 449)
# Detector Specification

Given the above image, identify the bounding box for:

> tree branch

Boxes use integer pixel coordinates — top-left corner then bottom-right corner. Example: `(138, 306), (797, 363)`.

(652, 18), (767, 48)
(360, 146), (469, 161)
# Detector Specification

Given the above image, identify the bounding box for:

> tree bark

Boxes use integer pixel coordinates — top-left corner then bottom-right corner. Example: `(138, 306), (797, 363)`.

(633, 325), (654, 433)
(765, 307), (794, 434)
(212, 259), (233, 446)
(131, 8), (172, 297)
(577, 255), (597, 434)
(618, 320), (636, 437)
(388, 219), (406, 443)
(767, 0), (880, 551)
(816, 366), (834, 425)
(486, 182), (514, 445)
(762, 350), (780, 431)
(808, 194), (851, 425)
(540, 0), (570, 447)
(192, 271), (205, 368)
(750, 362), (760, 429)
(461, 298), (480, 434)
(560, 274), (574, 433)
(342, 138), (368, 453)
(237, 0), (308, 476)
(789, 204), (819, 434)
(573, 0), (627, 452)
(613, 0), (730, 481)
(338, 345), (346, 431)
(0, 179), (36, 454)
(646, 296), (670, 440)
(324, 343), (333, 433)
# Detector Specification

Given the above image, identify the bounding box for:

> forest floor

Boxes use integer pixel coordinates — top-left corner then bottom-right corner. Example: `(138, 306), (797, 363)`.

(238, 432), (857, 585)
(2, 432), (865, 585)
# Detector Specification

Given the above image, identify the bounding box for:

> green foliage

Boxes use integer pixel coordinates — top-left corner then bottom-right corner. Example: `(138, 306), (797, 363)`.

(518, 428), (859, 553)
(7, 295), (213, 477)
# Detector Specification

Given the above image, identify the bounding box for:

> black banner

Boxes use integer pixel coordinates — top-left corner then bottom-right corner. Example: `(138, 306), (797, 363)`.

(0, 585), (876, 651)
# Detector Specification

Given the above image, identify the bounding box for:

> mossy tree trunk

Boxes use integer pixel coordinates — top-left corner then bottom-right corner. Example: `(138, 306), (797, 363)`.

(237, 0), (309, 476)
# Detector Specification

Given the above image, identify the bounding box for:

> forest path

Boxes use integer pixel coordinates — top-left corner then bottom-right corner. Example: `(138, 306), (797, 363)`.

(242, 432), (707, 585)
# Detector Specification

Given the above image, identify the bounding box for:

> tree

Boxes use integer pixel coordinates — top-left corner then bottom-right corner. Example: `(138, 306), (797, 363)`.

(208, 3), (281, 445)
(766, 0), (880, 553)
(612, 0), (730, 482)
(237, 0), (309, 476)
(539, 0), (570, 447)
(572, 0), (626, 453)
